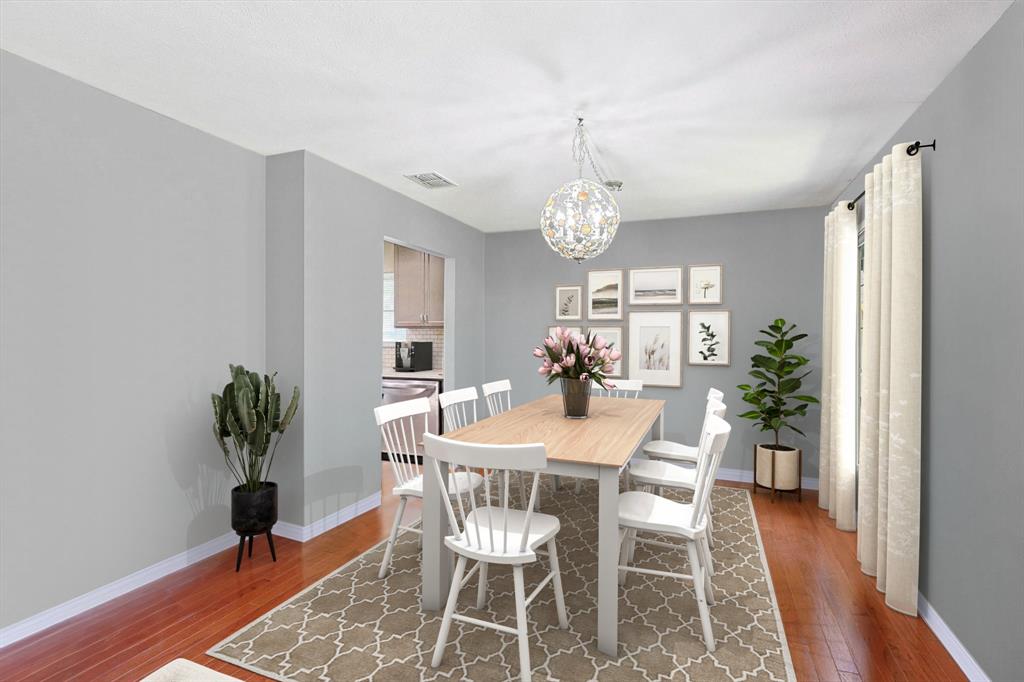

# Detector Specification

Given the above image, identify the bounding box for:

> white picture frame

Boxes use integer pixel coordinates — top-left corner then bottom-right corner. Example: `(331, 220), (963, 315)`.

(628, 312), (682, 387)
(688, 310), (731, 365)
(588, 326), (624, 377)
(554, 285), (583, 320)
(587, 269), (623, 320)
(688, 264), (723, 305)
(628, 266), (683, 305)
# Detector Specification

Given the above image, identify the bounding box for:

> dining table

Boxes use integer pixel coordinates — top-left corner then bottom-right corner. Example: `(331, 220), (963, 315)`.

(420, 393), (666, 657)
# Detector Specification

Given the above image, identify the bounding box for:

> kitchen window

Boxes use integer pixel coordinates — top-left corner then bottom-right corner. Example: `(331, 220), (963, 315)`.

(383, 272), (407, 343)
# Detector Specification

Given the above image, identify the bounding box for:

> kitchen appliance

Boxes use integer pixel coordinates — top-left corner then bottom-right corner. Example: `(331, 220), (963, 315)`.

(393, 341), (433, 372)
(380, 377), (442, 456)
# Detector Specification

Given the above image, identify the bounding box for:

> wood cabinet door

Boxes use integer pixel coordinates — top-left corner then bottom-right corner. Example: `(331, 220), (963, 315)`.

(425, 254), (445, 326)
(394, 246), (426, 327)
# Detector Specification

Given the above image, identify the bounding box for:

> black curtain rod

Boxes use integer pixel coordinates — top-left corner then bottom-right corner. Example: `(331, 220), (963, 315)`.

(846, 139), (936, 210)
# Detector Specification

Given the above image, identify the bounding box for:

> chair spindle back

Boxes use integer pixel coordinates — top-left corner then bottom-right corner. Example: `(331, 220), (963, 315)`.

(439, 386), (479, 431)
(482, 379), (513, 417)
(373, 398), (429, 489)
(690, 415), (731, 529)
(597, 379), (644, 399)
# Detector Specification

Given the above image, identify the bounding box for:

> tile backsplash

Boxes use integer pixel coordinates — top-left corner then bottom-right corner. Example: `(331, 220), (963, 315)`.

(382, 326), (444, 373)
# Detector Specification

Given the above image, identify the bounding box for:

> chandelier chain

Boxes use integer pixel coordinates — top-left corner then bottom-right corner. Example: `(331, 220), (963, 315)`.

(572, 120), (609, 185)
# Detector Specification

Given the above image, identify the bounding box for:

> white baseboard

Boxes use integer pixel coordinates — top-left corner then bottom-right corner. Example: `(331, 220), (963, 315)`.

(0, 529), (237, 648)
(0, 490), (382, 648)
(717, 466), (819, 491)
(274, 491), (382, 542)
(918, 593), (990, 681)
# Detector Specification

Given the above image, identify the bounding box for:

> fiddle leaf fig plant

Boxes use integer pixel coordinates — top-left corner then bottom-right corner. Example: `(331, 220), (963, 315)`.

(736, 318), (819, 447)
(211, 364), (300, 492)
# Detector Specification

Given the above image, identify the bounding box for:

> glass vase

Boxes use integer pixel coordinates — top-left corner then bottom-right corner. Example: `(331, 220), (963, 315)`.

(560, 377), (591, 419)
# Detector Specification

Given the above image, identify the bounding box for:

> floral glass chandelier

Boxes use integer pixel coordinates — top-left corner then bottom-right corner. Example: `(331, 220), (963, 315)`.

(540, 118), (621, 263)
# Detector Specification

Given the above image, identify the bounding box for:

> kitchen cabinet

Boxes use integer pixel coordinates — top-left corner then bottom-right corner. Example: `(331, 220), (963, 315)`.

(395, 245), (444, 327)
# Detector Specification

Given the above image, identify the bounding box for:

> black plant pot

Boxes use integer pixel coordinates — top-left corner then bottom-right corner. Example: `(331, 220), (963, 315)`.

(231, 482), (278, 571)
(560, 377), (591, 419)
(231, 482), (278, 535)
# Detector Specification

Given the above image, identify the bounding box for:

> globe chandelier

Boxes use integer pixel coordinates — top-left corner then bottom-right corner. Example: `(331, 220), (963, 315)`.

(540, 118), (622, 263)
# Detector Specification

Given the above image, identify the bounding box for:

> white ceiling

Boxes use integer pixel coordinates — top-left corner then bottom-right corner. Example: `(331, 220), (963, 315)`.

(0, 1), (1010, 232)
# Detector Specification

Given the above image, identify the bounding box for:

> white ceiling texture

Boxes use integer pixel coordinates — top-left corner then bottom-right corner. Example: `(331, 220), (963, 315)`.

(0, 1), (1011, 232)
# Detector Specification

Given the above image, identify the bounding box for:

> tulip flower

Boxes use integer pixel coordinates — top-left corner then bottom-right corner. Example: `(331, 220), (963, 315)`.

(584, 355), (595, 367)
(609, 349), (622, 361)
(605, 380), (616, 389)
(593, 335), (607, 350)
(538, 366), (551, 375)
(551, 363), (562, 374)
(533, 347), (545, 357)
(580, 373), (590, 382)
(544, 336), (557, 348)
(599, 347), (609, 359)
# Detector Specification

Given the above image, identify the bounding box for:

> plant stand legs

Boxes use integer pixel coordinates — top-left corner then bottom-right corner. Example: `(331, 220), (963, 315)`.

(235, 532), (278, 571)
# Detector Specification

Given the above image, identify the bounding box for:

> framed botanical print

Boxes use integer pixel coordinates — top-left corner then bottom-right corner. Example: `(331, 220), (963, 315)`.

(588, 326), (623, 377)
(628, 266), (682, 305)
(688, 310), (731, 365)
(628, 311), (682, 387)
(587, 269), (623, 320)
(688, 264), (723, 304)
(554, 285), (582, 320)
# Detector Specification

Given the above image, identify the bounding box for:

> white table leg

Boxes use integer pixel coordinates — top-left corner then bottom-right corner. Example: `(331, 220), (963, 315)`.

(655, 408), (664, 440)
(597, 464), (619, 656)
(422, 455), (451, 610)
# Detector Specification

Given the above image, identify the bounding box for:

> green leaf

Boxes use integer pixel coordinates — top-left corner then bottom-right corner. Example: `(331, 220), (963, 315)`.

(793, 395), (820, 403)
(737, 410), (762, 420)
(237, 387), (256, 433)
(737, 384), (751, 391)
(789, 333), (808, 342)
(786, 424), (807, 437)
(279, 386), (300, 432)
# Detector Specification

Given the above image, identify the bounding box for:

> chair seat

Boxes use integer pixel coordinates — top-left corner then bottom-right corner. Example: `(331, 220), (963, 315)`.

(643, 439), (698, 463)
(618, 490), (705, 539)
(629, 458), (697, 490)
(394, 471), (484, 498)
(446, 506), (561, 564)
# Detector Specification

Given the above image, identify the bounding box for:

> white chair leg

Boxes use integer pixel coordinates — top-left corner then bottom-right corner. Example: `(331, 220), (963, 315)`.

(476, 561), (489, 609)
(574, 478), (582, 494)
(627, 527), (638, 564)
(697, 537), (716, 605)
(512, 565), (532, 682)
(687, 541), (715, 652)
(700, 534), (715, 577)
(432, 554), (467, 668)
(546, 539), (569, 629)
(618, 527), (630, 585)
(378, 495), (407, 579)
(706, 502), (716, 549)
(554, 475), (562, 490)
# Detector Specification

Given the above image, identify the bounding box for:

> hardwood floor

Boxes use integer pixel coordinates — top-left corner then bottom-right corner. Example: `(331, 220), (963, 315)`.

(0, 468), (964, 681)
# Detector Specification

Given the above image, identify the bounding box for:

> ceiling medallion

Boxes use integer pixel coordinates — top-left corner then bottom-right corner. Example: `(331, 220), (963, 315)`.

(540, 118), (622, 263)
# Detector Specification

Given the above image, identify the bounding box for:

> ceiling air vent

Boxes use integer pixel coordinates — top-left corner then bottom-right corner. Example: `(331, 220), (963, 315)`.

(404, 172), (457, 189)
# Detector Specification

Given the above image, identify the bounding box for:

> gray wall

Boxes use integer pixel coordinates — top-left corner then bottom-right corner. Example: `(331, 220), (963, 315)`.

(0, 52), (266, 627)
(484, 206), (824, 476)
(266, 151), (487, 526)
(832, 3), (1023, 678)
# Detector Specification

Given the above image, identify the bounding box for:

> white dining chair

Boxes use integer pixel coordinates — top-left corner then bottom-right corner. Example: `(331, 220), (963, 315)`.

(563, 379), (645, 494)
(617, 414), (732, 653)
(628, 398), (727, 552)
(424, 433), (568, 682)
(439, 386), (479, 431)
(643, 387), (725, 465)
(373, 398), (485, 578)
(482, 379), (512, 417)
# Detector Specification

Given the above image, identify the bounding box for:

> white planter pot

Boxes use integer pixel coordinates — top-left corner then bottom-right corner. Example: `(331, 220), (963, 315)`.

(755, 444), (801, 492)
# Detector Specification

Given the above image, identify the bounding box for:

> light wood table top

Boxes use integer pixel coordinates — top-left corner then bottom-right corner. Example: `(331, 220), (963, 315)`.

(444, 394), (665, 468)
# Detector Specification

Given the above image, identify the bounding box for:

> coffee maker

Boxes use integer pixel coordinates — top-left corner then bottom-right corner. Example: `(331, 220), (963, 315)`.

(394, 341), (433, 372)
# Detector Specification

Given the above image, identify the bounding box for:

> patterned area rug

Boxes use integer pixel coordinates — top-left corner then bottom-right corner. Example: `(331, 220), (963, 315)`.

(209, 481), (794, 681)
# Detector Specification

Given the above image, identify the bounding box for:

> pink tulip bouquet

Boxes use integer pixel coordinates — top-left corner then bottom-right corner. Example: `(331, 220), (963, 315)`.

(534, 327), (621, 389)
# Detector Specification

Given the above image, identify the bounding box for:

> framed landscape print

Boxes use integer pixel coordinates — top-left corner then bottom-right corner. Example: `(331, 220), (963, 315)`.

(688, 310), (731, 365)
(688, 264), (723, 304)
(588, 326), (623, 377)
(629, 266), (682, 305)
(554, 285), (582, 320)
(628, 312), (682, 387)
(587, 269), (623, 320)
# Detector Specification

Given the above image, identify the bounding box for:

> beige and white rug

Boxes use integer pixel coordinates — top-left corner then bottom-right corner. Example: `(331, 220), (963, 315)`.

(209, 482), (795, 681)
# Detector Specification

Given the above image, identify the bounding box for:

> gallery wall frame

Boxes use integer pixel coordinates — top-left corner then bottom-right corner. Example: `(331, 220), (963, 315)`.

(628, 311), (682, 387)
(554, 285), (583, 320)
(688, 264), (723, 305)
(587, 326), (624, 377)
(587, 269), (623, 320)
(688, 309), (731, 366)
(628, 266), (683, 305)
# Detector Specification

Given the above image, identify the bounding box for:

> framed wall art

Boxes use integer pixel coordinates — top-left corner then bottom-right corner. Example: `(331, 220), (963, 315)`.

(587, 269), (623, 320)
(554, 285), (583, 320)
(588, 326), (624, 377)
(628, 266), (682, 305)
(688, 264), (723, 304)
(628, 311), (682, 387)
(688, 310), (731, 365)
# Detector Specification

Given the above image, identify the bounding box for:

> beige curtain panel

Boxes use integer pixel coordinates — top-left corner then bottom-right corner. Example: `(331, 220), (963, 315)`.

(818, 202), (858, 531)
(856, 143), (922, 616)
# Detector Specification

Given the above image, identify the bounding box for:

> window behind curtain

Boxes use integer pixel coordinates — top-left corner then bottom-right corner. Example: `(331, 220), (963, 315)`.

(383, 272), (407, 343)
